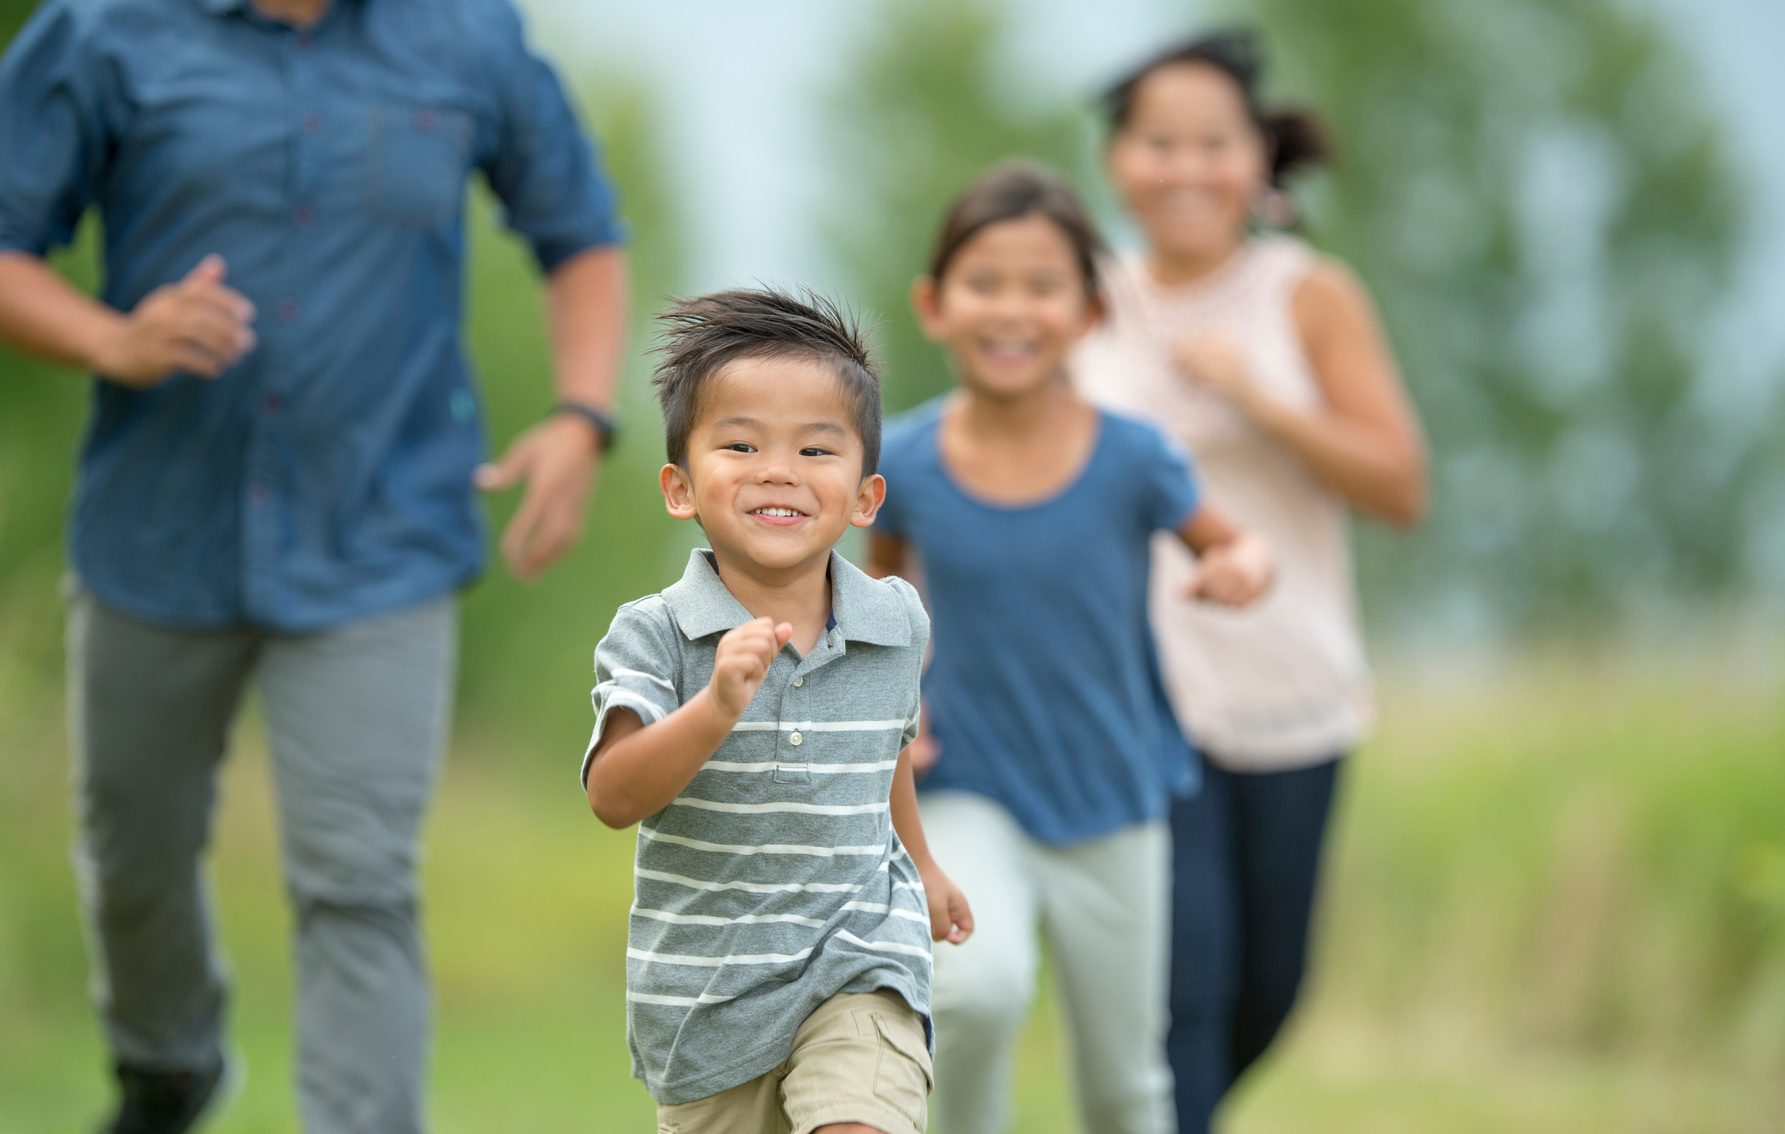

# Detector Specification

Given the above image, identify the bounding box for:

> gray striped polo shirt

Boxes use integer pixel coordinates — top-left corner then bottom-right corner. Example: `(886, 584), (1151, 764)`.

(584, 548), (933, 1105)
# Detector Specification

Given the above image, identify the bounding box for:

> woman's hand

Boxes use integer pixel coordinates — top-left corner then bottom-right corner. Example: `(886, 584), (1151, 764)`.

(1174, 333), (1260, 414)
(920, 862), (974, 945)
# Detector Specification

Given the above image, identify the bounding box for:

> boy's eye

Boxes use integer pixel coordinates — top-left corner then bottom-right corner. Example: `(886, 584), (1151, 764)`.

(799, 446), (833, 457)
(723, 442), (756, 453)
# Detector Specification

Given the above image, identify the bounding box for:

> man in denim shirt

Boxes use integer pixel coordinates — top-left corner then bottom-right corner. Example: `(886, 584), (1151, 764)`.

(0, 0), (627, 1129)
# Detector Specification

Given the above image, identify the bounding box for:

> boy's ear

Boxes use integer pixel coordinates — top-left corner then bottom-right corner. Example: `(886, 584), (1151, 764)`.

(849, 473), (888, 529)
(910, 276), (945, 342)
(660, 463), (698, 521)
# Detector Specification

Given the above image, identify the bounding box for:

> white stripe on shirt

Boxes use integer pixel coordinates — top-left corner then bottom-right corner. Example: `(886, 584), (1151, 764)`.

(730, 720), (908, 733)
(670, 798), (889, 816)
(702, 759), (902, 774)
(842, 902), (932, 924)
(610, 667), (676, 693)
(629, 902), (927, 930)
(628, 946), (814, 967)
(632, 907), (827, 929)
(834, 929), (934, 960)
(626, 990), (737, 1008)
(636, 867), (867, 895)
(639, 827), (886, 857)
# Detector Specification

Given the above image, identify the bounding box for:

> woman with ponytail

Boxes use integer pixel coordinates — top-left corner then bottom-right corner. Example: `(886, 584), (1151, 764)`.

(1074, 29), (1429, 1133)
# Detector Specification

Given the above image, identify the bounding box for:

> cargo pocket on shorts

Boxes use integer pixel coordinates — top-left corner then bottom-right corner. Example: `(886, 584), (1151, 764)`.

(870, 1011), (933, 1127)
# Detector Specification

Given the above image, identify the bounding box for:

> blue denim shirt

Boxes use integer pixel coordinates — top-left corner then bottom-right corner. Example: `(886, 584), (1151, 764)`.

(0, 0), (624, 631)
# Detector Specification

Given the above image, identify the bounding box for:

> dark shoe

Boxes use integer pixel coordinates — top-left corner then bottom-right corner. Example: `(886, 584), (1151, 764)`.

(99, 1059), (230, 1134)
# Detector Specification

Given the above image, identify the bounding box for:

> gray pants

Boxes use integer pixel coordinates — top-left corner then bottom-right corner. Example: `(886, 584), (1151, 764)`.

(66, 587), (458, 1134)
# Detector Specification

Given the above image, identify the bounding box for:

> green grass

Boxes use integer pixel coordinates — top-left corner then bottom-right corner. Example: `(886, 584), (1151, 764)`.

(2, 651), (1781, 1132)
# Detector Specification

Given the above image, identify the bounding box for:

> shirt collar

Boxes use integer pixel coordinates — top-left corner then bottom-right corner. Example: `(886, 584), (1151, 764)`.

(662, 549), (913, 648)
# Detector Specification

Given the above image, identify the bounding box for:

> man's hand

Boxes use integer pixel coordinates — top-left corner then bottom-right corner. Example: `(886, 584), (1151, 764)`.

(476, 413), (604, 580)
(1186, 530), (1274, 606)
(91, 255), (257, 387)
(921, 862), (973, 945)
(708, 616), (793, 719)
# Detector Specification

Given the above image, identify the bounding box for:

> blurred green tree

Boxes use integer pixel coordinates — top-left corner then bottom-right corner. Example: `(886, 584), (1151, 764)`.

(823, 0), (1084, 413)
(829, 0), (1773, 633)
(1234, 0), (1763, 631)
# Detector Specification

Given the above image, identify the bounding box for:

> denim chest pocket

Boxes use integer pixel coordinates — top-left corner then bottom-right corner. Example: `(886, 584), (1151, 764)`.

(366, 104), (472, 228)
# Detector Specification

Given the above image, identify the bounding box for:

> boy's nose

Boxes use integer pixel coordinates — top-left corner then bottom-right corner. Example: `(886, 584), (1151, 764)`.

(756, 460), (799, 484)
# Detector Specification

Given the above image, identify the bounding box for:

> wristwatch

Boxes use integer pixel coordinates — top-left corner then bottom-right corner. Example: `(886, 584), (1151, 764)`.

(553, 401), (620, 452)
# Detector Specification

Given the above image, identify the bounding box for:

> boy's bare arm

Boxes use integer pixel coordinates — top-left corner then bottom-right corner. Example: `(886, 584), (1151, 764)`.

(1176, 505), (1275, 606)
(890, 747), (972, 944)
(586, 616), (792, 828)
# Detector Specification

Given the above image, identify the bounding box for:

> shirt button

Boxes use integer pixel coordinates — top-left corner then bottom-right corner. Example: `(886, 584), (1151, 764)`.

(276, 299), (299, 322)
(302, 113), (322, 134)
(792, 677), (803, 687)
(250, 484), (271, 504)
(415, 109), (437, 132)
(293, 205), (313, 226)
(789, 732), (803, 746)
(263, 393), (283, 413)
(295, 31), (313, 49)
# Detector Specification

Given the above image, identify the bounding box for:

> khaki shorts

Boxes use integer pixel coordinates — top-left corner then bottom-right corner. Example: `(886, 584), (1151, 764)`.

(656, 990), (931, 1134)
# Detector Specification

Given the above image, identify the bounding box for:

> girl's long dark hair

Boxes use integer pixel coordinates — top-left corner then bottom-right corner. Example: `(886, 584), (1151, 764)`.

(1102, 28), (1330, 187)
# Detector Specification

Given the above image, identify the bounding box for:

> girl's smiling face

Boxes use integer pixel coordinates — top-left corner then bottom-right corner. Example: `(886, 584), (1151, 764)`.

(1107, 62), (1269, 269)
(912, 213), (1101, 401)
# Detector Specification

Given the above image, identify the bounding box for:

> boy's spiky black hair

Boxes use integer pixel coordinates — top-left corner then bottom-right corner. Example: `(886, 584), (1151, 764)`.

(652, 288), (884, 476)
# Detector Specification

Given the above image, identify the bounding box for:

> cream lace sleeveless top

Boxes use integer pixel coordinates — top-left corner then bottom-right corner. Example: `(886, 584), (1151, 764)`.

(1071, 235), (1371, 770)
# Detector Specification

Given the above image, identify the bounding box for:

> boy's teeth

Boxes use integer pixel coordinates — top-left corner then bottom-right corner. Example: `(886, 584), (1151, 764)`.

(754, 507), (800, 517)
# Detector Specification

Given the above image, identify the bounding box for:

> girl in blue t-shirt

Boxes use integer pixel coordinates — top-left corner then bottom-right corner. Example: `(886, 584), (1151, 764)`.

(868, 162), (1273, 1134)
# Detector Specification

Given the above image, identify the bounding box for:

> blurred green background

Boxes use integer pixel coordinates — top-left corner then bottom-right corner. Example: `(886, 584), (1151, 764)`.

(1, 0), (1782, 1130)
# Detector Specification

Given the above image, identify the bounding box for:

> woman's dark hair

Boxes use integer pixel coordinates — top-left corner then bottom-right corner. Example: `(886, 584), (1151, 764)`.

(927, 160), (1106, 302)
(1102, 28), (1330, 187)
(652, 288), (884, 476)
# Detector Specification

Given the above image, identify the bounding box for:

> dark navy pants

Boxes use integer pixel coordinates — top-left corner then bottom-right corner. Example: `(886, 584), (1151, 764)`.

(1168, 755), (1342, 1134)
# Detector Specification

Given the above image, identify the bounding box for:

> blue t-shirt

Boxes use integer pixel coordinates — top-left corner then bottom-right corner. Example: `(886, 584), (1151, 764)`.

(875, 400), (1203, 844)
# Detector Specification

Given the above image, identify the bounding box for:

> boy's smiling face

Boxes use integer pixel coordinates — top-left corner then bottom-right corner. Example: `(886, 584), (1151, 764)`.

(660, 354), (885, 580)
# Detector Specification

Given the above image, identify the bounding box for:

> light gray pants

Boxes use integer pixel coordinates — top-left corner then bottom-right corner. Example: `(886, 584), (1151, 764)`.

(66, 587), (457, 1134)
(920, 792), (1174, 1134)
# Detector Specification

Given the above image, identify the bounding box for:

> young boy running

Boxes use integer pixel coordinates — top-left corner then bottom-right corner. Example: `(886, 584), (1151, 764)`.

(582, 289), (972, 1134)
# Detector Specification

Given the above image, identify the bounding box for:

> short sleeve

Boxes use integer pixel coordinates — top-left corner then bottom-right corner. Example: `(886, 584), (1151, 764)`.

(478, 0), (624, 272)
(1139, 421), (1202, 534)
(0, 0), (111, 256)
(583, 601), (681, 786)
